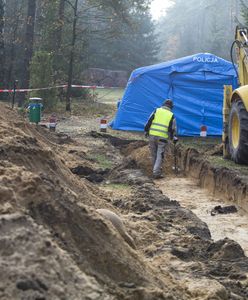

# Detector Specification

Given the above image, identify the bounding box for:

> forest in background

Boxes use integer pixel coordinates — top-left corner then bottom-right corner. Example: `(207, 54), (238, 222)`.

(0, 0), (248, 110)
(0, 0), (158, 109)
(158, 0), (245, 61)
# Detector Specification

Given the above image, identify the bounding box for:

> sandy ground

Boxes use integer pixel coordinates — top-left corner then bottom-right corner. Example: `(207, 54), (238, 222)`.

(157, 177), (248, 256)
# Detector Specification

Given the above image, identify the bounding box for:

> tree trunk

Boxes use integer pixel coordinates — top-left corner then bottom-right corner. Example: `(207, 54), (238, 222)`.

(0, 0), (5, 88)
(20, 0), (36, 105)
(66, 0), (78, 112)
(7, 12), (20, 87)
(57, 0), (65, 50)
(54, 0), (65, 85)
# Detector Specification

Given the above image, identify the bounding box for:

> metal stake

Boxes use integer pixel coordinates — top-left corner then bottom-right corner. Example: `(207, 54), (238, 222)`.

(11, 80), (18, 109)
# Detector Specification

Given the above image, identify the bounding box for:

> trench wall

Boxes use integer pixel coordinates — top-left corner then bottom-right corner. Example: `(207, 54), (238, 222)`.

(178, 147), (248, 212)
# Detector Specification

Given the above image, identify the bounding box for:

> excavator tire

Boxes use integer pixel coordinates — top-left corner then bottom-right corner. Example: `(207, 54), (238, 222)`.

(228, 100), (248, 164)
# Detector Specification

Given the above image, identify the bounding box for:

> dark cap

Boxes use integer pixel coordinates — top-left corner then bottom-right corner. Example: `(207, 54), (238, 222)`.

(163, 99), (173, 108)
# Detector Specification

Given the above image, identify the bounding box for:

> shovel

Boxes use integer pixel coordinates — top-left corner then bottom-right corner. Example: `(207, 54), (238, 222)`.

(172, 137), (180, 175)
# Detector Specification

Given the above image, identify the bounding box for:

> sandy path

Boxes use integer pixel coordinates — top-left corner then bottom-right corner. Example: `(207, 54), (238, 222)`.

(157, 176), (248, 256)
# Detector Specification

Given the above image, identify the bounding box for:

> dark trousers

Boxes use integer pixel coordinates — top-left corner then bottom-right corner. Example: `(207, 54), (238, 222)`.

(149, 136), (168, 175)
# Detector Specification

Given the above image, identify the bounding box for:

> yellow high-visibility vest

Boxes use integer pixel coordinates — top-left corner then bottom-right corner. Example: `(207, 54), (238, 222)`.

(149, 108), (173, 139)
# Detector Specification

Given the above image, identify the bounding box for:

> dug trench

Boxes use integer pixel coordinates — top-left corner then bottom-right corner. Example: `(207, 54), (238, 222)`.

(75, 130), (248, 299)
(1, 105), (248, 299)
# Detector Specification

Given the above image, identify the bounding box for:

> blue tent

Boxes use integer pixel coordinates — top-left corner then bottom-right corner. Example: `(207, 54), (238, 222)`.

(110, 53), (238, 136)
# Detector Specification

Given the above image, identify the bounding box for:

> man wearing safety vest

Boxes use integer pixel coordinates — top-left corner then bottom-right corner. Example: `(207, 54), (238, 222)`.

(144, 99), (177, 179)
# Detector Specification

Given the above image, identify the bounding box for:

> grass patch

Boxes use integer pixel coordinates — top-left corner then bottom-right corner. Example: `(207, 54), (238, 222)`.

(179, 137), (248, 176)
(102, 183), (132, 195)
(180, 137), (221, 153)
(87, 153), (113, 169)
(108, 128), (145, 141)
(95, 88), (124, 103)
(71, 100), (114, 117)
(103, 183), (131, 190)
(101, 183), (132, 197)
(52, 98), (116, 117)
(208, 156), (248, 175)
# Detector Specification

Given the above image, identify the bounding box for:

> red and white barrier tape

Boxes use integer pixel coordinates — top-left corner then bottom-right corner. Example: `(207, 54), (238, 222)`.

(71, 85), (119, 89)
(0, 85), (66, 93)
(0, 84), (120, 93)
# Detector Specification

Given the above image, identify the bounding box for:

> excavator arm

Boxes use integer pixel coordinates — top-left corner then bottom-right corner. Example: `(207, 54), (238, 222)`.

(235, 27), (248, 87)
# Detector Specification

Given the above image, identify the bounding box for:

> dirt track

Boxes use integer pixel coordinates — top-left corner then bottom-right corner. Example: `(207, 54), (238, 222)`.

(157, 177), (248, 256)
(1, 105), (248, 299)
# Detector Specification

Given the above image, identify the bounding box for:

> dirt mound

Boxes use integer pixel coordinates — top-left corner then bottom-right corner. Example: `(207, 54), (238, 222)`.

(0, 213), (111, 300)
(129, 143), (175, 177)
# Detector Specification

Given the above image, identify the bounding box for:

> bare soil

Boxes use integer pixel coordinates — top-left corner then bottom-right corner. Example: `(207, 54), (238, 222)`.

(157, 177), (248, 256)
(1, 103), (248, 300)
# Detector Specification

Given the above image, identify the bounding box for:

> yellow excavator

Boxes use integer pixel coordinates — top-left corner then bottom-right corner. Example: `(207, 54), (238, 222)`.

(223, 26), (248, 164)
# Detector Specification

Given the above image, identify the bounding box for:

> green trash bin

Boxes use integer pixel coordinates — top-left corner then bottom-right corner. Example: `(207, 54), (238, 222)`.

(28, 98), (43, 124)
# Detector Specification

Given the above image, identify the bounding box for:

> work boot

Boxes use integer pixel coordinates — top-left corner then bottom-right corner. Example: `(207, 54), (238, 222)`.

(153, 174), (164, 179)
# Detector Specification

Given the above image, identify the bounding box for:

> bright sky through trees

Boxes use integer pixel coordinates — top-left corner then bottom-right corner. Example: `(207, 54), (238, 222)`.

(150, 0), (173, 19)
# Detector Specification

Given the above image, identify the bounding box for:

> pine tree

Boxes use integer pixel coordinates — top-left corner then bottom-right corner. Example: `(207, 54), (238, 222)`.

(29, 51), (56, 108)
(241, 0), (248, 25)
(0, 0), (5, 87)
(19, 0), (37, 106)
